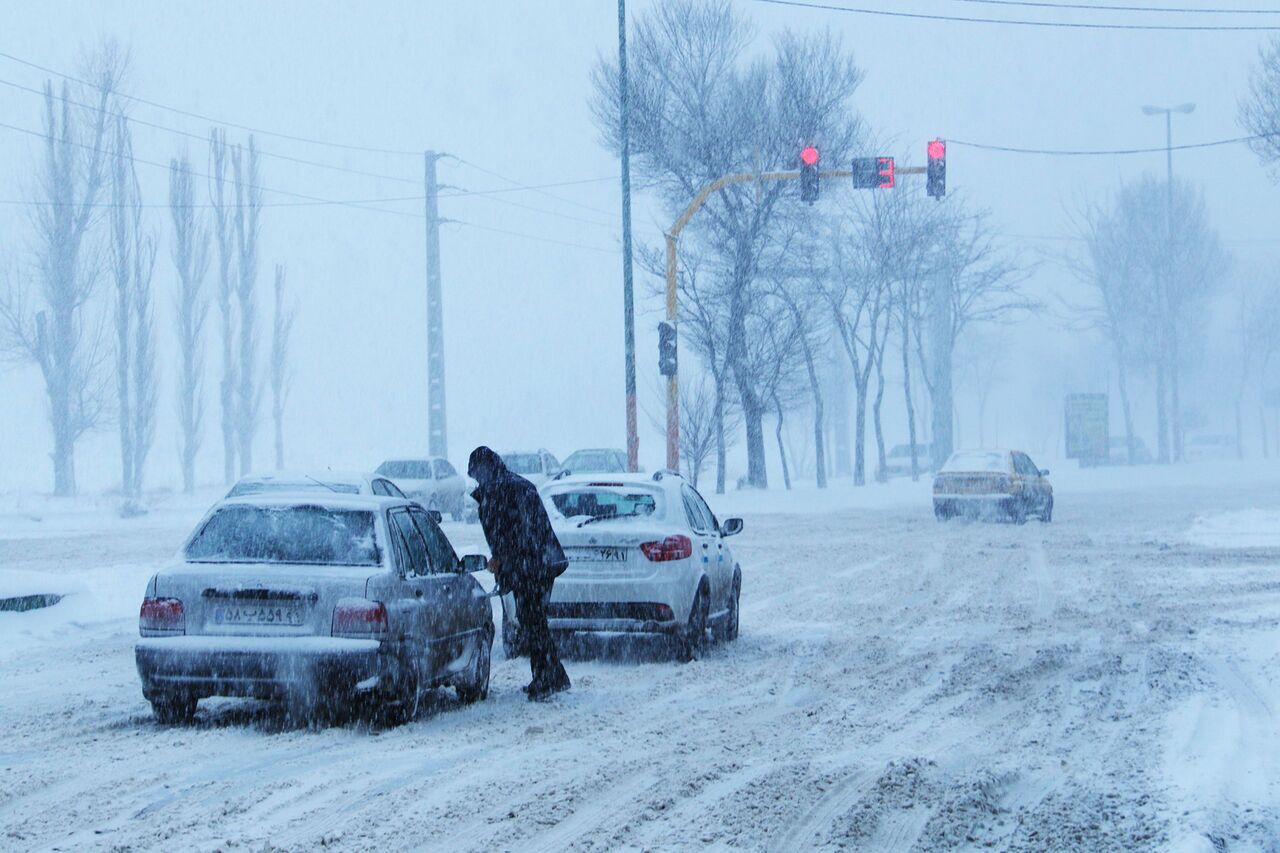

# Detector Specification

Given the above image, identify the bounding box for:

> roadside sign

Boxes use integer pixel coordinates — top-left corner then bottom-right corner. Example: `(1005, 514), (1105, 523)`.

(1064, 393), (1108, 465)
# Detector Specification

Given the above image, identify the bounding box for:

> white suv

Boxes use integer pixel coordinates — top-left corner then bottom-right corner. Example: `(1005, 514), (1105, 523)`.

(499, 471), (744, 662)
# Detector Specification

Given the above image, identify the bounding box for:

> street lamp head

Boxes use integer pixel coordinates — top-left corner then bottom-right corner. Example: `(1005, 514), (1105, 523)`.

(1174, 102), (1196, 114)
(1141, 105), (1163, 115)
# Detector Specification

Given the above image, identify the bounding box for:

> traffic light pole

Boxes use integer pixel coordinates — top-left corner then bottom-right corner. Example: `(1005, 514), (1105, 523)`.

(661, 166), (928, 471)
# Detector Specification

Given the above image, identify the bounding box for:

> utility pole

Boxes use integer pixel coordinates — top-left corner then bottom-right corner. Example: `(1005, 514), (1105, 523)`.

(424, 150), (447, 460)
(618, 0), (639, 472)
(1142, 102), (1194, 464)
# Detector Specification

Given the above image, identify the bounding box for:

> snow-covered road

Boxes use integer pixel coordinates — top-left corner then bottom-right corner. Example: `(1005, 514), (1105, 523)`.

(2, 480), (1278, 851)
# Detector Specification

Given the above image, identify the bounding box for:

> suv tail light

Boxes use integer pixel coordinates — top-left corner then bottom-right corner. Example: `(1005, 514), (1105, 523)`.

(640, 534), (693, 562)
(139, 597), (185, 634)
(332, 598), (389, 639)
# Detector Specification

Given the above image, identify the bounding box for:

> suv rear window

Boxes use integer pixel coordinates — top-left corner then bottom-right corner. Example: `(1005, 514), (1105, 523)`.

(549, 488), (660, 521)
(186, 505), (380, 566)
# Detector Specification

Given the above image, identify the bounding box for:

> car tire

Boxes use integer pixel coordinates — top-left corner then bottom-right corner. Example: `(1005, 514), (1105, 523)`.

(714, 573), (741, 643)
(1009, 500), (1027, 525)
(676, 584), (710, 663)
(149, 692), (197, 725)
(456, 629), (492, 704)
(1040, 497), (1054, 523)
(934, 502), (951, 522)
(503, 621), (527, 659)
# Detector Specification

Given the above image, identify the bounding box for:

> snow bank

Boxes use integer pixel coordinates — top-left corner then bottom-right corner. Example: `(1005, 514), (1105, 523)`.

(1184, 509), (1280, 548)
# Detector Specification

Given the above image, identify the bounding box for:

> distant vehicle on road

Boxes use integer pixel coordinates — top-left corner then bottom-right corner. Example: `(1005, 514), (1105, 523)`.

(561, 448), (629, 475)
(1105, 436), (1153, 465)
(881, 442), (934, 479)
(499, 471), (743, 662)
(376, 457), (470, 521)
(1183, 433), (1236, 462)
(499, 449), (562, 487)
(226, 471), (407, 500)
(135, 494), (493, 725)
(933, 449), (1053, 524)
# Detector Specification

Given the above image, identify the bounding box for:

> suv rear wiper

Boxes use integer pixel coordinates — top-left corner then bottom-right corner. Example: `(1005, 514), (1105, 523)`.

(578, 512), (645, 528)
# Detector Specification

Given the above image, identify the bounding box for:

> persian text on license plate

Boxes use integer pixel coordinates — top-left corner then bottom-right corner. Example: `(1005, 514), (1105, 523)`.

(567, 547), (628, 563)
(213, 604), (304, 626)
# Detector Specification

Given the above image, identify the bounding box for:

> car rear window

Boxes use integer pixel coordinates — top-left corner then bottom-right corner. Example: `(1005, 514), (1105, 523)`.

(548, 487), (661, 522)
(503, 454), (543, 474)
(186, 505), (380, 566)
(941, 452), (1008, 473)
(376, 461), (432, 479)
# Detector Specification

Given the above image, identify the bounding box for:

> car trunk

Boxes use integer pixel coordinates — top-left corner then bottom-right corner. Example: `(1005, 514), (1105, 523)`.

(935, 472), (1011, 495)
(156, 563), (378, 638)
(553, 523), (669, 582)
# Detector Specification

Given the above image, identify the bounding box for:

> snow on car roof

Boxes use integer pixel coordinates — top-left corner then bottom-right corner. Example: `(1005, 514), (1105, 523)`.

(235, 470), (374, 485)
(218, 493), (411, 511)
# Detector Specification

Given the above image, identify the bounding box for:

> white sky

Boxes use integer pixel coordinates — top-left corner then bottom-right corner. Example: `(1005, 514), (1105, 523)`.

(2, 0), (1278, 493)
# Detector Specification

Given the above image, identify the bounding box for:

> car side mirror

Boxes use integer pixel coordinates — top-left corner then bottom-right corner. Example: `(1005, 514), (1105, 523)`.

(1039, 469), (1050, 477)
(427, 509), (443, 525)
(720, 517), (744, 537)
(460, 554), (488, 574)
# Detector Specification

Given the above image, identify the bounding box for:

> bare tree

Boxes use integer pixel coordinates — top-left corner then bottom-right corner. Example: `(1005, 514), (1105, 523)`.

(109, 113), (157, 508)
(170, 152), (209, 493)
(592, 0), (863, 488)
(270, 264), (295, 470)
(1231, 277), (1280, 458)
(0, 47), (124, 496)
(208, 128), (238, 484)
(232, 137), (263, 476)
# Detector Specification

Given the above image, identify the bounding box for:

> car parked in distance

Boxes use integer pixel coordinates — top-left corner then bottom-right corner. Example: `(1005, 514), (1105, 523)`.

(560, 448), (629, 475)
(375, 458), (470, 521)
(881, 443), (934, 479)
(135, 494), (493, 725)
(1105, 436), (1153, 465)
(500, 449), (562, 487)
(226, 470), (408, 500)
(499, 471), (743, 662)
(933, 449), (1053, 524)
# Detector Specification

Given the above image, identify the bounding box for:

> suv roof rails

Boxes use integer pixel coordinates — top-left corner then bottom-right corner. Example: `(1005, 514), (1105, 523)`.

(651, 468), (683, 482)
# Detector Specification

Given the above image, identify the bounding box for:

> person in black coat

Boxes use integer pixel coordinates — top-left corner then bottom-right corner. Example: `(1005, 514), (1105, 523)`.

(467, 446), (571, 700)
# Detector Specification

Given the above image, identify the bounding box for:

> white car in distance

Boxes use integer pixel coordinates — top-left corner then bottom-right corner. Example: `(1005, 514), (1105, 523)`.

(499, 471), (743, 662)
(375, 458), (470, 521)
(500, 449), (562, 488)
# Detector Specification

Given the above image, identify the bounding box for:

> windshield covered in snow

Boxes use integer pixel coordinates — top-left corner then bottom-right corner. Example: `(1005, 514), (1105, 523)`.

(547, 487), (661, 521)
(185, 505), (380, 566)
(376, 461), (431, 479)
(941, 451), (1009, 474)
(227, 480), (361, 497)
(503, 454), (543, 475)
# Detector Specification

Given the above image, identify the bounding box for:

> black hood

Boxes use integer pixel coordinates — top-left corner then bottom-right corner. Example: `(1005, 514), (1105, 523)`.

(468, 446), (506, 486)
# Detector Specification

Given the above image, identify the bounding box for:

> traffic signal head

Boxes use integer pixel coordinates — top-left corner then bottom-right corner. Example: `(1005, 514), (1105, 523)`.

(927, 139), (946, 199)
(799, 146), (819, 204)
(658, 321), (677, 377)
(851, 156), (895, 189)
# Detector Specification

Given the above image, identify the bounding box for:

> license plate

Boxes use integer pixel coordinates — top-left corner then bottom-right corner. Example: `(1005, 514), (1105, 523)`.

(212, 603), (305, 626)
(567, 547), (628, 563)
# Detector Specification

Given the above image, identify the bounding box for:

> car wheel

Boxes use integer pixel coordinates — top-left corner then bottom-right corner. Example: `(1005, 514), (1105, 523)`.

(1040, 497), (1054, 523)
(676, 584), (710, 663)
(1009, 500), (1027, 525)
(503, 620), (527, 659)
(149, 692), (197, 725)
(934, 502), (951, 522)
(456, 629), (492, 704)
(714, 573), (741, 643)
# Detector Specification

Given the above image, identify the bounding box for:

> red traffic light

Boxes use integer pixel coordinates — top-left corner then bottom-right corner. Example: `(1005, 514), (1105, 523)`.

(800, 146), (819, 166)
(927, 139), (946, 160)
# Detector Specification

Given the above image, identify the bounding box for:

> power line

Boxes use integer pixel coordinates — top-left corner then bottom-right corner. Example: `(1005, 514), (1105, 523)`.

(745, 0), (1280, 29)
(453, 188), (619, 229)
(454, 156), (619, 217)
(0, 48), (424, 156)
(949, 0), (1280, 15)
(950, 131), (1280, 155)
(451, 219), (621, 255)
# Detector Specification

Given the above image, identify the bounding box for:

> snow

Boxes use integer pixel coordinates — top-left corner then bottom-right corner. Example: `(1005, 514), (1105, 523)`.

(2, 473), (1279, 849)
(1186, 509), (1280, 548)
(137, 635), (380, 655)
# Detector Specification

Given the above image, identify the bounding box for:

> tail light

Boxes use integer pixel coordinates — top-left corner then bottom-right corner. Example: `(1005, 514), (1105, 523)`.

(640, 535), (693, 562)
(332, 598), (389, 639)
(139, 597), (185, 635)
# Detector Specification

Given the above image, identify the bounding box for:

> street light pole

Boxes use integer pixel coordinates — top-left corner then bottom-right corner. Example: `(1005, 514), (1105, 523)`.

(618, 0), (639, 472)
(1142, 102), (1194, 464)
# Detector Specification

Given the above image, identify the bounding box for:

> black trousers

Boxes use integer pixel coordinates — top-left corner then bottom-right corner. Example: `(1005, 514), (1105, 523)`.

(514, 578), (569, 690)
